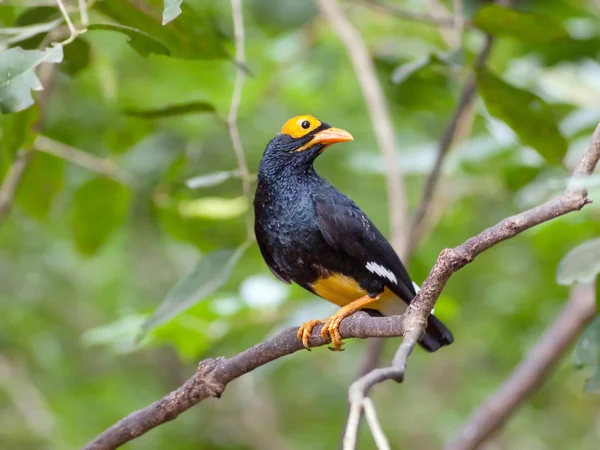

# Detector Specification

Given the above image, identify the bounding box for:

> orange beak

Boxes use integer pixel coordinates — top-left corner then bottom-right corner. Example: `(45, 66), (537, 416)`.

(296, 127), (354, 152)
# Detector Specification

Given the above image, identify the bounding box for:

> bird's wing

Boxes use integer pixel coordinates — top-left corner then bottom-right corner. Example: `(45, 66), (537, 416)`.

(314, 191), (415, 303)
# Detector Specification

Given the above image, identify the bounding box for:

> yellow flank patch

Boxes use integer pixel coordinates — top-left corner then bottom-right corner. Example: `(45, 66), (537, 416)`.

(311, 273), (398, 308)
(312, 273), (366, 307)
(280, 115), (321, 138)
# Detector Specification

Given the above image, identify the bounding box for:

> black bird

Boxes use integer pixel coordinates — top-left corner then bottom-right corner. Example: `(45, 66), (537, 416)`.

(254, 115), (453, 351)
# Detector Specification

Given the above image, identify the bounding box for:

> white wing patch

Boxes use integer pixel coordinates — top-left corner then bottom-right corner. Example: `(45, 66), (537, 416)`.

(366, 262), (397, 284)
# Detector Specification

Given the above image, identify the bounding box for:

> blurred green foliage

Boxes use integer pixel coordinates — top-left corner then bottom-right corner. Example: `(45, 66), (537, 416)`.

(1, 1), (600, 449)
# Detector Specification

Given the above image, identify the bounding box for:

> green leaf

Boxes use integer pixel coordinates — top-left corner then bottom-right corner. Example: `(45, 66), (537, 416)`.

(392, 50), (461, 85)
(0, 106), (38, 172)
(247, 0), (318, 32)
(142, 243), (249, 332)
(16, 152), (64, 220)
(15, 6), (60, 26)
(69, 177), (132, 255)
(87, 24), (171, 58)
(532, 38), (600, 66)
(162, 0), (183, 25)
(60, 38), (91, 75)
(574, 316), (600, 394)
(0, 44), (63, 114)
(123, 101), (215, 118)
(472, 4), (570, 43)
(556, 238), (600, 285)
(82, 314), (148, 354)
(96, 0), (228, 60)
(477, 68), (568, 165)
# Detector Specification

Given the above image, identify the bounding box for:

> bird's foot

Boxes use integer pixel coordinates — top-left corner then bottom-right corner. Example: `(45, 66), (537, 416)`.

(320, 294), (381, 351)
(320, 314), (346, 351)
(297, 319), (323, 350)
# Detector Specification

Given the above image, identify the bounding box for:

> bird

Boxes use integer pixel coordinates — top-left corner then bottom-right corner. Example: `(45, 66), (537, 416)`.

(253, 115), (453, 352)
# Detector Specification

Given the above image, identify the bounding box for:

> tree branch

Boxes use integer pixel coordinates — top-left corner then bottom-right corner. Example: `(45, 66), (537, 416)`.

(228, 0), (253, 241)
(340, 122), (600, 447)
(34, 136), (135, 186)
(446, 282), (597, 450)
(407, 34), (495, 253)
(316, 0), (413, 438)
(316, 0), (408, 257)
(83, 312), (407, 450)
(0, 150), (34, 223)
(84, 122), (599, 450)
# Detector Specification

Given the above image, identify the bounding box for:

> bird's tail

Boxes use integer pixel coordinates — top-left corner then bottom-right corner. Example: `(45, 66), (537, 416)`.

(376, 282), (454, 352)
(419, 314), (454, 352)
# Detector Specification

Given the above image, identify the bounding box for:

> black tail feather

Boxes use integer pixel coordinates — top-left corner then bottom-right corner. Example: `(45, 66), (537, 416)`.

(419, 314), (454, 352)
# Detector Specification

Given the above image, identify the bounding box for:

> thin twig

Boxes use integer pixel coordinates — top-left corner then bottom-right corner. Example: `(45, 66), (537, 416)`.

(34, 136), (135, 186)
(0, 151), (34, 223)
(83, 122), (600, 450)
(360, 0), (467, 28)
(407, 34), (495, 254)
(78, 0), (89, 27)
(316, 0), (408, 257)
(452, 0), (464, 37)
(363, 398), (391, 450)
(228, 0), (253, 241)
(446, 282), (597, 450)
(55, 0), (78, 44)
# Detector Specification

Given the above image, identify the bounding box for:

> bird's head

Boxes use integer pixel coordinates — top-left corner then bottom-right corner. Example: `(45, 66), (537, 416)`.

(259, 115), (354, 176)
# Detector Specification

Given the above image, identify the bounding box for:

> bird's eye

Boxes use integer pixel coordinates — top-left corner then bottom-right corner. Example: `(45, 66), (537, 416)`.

(301, 120), (310, 129)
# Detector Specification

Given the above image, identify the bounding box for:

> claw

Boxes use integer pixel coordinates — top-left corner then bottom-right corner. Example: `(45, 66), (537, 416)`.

(297, 319), (323, 350)
(297, 294), (380, 351)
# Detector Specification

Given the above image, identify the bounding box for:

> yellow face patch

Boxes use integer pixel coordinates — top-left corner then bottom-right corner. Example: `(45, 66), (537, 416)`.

(280, 115), (321, 139)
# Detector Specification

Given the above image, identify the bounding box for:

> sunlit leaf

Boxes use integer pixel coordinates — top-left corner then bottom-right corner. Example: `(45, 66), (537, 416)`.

(574, 316), (600, 394)
(16, 151), (64, 220)
(0, 44), (63, 114)
(556, 238), (600, 285)
(472, 4), (570, 43)
(142, 243), (249, 332)
(477, 68), (568, 165)
(82, 314), (148, 354)
(178, 196), (248, 220)
(186, 169), (241, 189)
(162, 0), (183, 25)
(123, 101), (215, 118)
(87, 24), (171, 58)
(69, 177), (132, 255)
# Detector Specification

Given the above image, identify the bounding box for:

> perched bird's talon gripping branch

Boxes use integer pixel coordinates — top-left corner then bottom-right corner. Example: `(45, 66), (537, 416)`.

(254, 115), (454, 353)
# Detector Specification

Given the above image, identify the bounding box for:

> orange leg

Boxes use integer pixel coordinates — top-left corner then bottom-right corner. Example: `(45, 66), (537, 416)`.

(297, 319), (323, 350)
(320, 294), (380, 351)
